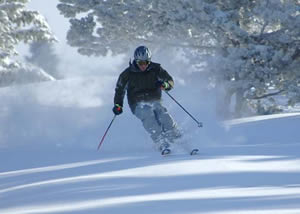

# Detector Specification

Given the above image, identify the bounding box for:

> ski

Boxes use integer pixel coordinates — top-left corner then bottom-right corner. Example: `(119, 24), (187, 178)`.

(190, 148), (199, 155)
(177, 141), (199, 155)
(161, 147), (199, 156)
(158, 139), (199, 156)
(161, 148), (171, 155)
(177, 140), (199, 156)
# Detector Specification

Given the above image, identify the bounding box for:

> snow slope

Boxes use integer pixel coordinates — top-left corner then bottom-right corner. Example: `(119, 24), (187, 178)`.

(1, 79), (300, 214)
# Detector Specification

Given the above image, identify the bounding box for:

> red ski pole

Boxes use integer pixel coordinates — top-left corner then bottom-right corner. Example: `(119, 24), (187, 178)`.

(97, 115), (117, 151)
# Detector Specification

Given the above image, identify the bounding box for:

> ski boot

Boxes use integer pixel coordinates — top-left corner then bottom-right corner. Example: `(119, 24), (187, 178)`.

(160, 142), (171, 155)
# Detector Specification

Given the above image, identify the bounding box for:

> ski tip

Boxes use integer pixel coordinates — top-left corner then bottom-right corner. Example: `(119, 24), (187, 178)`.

(190, 149), (199, 155)
(161, 148), (171, 156)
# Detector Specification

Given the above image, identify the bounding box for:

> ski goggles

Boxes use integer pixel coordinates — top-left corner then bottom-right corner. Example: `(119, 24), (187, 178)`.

(136, 60), (150, 66)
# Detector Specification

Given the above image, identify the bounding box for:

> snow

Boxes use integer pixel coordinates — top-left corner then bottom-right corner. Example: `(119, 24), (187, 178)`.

(1, 78), (300, 214)
(224, 112), (300, 126)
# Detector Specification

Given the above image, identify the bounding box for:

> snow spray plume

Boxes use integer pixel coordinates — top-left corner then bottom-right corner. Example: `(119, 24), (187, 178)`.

(164, 91), (203, 128)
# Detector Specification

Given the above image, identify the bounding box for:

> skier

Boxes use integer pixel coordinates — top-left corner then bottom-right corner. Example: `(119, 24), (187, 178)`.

(112, 46), (182, 154)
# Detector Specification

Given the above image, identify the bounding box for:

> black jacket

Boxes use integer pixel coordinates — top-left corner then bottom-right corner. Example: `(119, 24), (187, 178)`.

(114, 61), (174, 112)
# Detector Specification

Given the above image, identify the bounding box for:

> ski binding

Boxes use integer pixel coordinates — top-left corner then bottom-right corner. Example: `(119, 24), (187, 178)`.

(190, 149), (199, 155)
(161, 148), (171, 155)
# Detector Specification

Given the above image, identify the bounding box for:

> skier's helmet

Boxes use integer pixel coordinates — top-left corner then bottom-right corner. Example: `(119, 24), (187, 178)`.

(134, 46), (152, 61)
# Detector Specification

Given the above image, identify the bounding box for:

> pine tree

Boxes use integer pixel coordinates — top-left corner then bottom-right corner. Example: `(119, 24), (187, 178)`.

(0, 0), (56, 87)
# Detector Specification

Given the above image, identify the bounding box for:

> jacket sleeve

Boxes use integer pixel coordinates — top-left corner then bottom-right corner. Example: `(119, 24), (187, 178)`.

(157, 65), (174, 89)
(114, 70), (129, 106)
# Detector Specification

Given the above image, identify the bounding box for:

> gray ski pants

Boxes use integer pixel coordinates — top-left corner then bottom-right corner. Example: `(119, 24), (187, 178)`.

(133, 100), (181, 144)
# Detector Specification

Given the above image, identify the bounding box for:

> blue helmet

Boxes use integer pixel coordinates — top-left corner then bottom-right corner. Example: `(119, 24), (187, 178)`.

(134, 46), (152, 61)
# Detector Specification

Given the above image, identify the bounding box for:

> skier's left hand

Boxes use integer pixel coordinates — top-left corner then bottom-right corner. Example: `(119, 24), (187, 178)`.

(157, 81), (172, 91)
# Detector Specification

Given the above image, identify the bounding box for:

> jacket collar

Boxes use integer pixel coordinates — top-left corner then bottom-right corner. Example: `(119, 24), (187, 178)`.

(129, 60), (152, 72)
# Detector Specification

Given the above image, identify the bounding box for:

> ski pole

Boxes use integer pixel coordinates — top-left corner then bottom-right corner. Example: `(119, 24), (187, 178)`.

(97, 115), (117, 151)
(164, 91), (203, 128)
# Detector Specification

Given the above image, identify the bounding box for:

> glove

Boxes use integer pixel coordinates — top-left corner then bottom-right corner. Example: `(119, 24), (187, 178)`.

(112, 104), (123, 115)
(157, 81), (172, 91)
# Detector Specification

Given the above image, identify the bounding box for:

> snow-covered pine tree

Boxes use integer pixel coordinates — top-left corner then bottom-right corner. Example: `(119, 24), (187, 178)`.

(26, 41), (61, 79)
(57, 0), (300, 117)
(0, 0), (56, 87)
(210, 0), (300, 117)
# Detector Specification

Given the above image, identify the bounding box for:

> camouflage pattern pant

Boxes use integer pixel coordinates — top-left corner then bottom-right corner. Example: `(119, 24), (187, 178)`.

(133, 100), (181, 145)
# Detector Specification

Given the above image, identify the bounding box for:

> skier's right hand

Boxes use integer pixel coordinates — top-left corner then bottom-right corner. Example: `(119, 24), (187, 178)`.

(112, 104), (123, 115)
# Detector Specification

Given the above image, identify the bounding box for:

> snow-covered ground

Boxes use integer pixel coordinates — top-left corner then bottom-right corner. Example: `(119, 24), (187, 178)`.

(1, 78), (300, 214)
